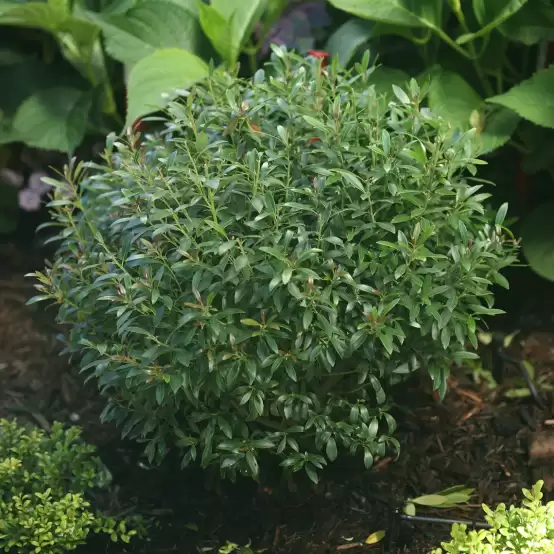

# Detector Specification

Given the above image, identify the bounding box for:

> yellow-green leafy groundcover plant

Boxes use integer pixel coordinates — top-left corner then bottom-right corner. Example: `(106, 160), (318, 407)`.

(0, 419), (141, 553)
(431, 481), (554, 554)
(32, 47), (517, 483)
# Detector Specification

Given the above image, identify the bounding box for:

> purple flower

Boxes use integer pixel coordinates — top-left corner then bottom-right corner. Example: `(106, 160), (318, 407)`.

(28, 171), (51, 195)
(18, 188), (42, 212)
(260, 1), (330, 55)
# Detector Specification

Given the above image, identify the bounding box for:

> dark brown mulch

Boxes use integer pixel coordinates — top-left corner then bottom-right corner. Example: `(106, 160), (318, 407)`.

(1, 244), (554, 554)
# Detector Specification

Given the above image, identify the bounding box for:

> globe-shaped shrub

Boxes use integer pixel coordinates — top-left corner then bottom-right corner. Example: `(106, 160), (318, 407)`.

(34, 48), (516, 482)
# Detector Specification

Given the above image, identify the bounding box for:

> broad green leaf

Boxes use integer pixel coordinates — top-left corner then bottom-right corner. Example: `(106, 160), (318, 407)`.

(88, 1), (207, 66)
(368, 65), (410, 96)
(473, 0), (528, 28)
(0, 2), (64, 30)
(0, 55), (67, 115)
(499, 0), (554, 45)
(0, 4), (110, 97)
(488, 66), (554, 128)
(198, 2), (232, 64)
(521, 202), (554, 281)
(325, 18), (375, 67)
(55, 16), (116, 116)
(327, 0), (442, 29)
(211, 0), (266, 65)
(147, 0), (199, 11)
(12, 87), (92, 152)
(49, 0), (71, 18)
(428, 68), (482, 131)
(96, 0), (136, 14)
(478, 106), (520, 154)
(457, 0), (528, 44)
(125, 48), (209, 126)
(56, 18), (103, 74)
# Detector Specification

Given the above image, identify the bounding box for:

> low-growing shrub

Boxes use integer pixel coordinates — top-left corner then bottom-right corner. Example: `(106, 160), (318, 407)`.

(0, 418), (139, 553)
(33, 47), (516, 481)
(431, 481), (554, 554)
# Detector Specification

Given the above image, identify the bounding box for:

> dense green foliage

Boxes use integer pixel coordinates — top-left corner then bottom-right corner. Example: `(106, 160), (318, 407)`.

(326, 0), (554, 281)
(5, 1), (554, 282)
(0, 418), (139, 553)
(431, 481), (554, 554)
(33, 48), (516, 482)
(327, 0), (553, 156)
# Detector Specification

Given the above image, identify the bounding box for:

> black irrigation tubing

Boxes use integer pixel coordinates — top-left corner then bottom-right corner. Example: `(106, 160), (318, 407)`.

(375, 489), (492, 550)
(384, 508), (491, 551)
(398, 513), (491, 529)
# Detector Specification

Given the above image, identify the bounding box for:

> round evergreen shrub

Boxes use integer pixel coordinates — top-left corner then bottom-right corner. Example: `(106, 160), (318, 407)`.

(33, 47), (516, 482)
(0, 419), (140, 553)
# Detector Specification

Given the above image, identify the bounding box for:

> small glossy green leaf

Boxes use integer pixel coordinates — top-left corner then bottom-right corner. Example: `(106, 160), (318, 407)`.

(326, 437), (338, 461)
(302, 115), (327, 132)
(282, 267), (293, 284)
(241, 319), (261, 327)
(245, 451), (259, 479)
(392, 84), (410, 104)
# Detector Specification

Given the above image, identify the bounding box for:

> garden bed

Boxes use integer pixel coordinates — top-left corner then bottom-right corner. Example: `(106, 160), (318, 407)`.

(1, 241), (553, 554)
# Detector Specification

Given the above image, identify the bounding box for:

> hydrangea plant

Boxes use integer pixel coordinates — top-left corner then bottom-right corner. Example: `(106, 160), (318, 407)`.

(0, 419), (140, 553)
(32, 48), (516, 482)
(431, 481), (554, 554)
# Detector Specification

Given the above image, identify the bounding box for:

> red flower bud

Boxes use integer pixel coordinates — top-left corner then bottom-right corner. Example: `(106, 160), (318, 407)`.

(307, 50), (330, 68)
(131, 119), (145, 148)
(307, 50), (329, 59)
(132, 119), (145, 133)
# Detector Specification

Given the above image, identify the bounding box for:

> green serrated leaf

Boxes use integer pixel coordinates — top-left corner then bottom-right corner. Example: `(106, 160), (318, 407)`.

(327, 0), (441, 28)
(12, 87), (91, 152)
(125, 48), (209, 126)
(428, 69), (483, 132)
(488, 66), (554, 128)
(86, 2), (207, 66)
(325, 18), (375, 67)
